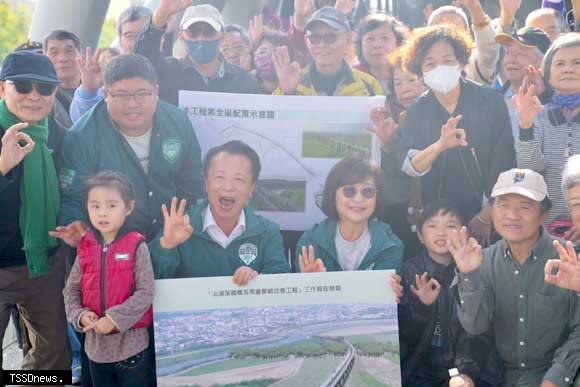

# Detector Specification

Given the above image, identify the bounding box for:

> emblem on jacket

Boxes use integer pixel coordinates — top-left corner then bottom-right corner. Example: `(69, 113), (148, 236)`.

(238, 243), (258, 265)
(115, 253), (129, 261)
(162, 138), (182, 163)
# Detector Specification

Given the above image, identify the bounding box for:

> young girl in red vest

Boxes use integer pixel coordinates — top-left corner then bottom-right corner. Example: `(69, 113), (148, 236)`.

(63, 171), (154, 387)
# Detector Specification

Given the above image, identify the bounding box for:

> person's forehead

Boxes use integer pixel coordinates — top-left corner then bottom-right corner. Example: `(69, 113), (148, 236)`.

(495, 193), (538, 204)
(365, 25), (393, 36)
(121, 17), (148, 34)
(425, 40), (454, 56)
(223, 31), (244, 42)
(209, 152), (252, 172)
(109, 77), (155, 90)
(553, 45), (580, 59)
(47, 39), (77, 50)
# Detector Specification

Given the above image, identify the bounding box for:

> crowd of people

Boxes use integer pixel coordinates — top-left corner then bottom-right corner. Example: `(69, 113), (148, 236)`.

(4, 0), (580, 386)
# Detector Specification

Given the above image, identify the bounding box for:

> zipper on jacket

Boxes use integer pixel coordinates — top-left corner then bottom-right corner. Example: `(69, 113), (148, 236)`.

(100, 244), (108, 318)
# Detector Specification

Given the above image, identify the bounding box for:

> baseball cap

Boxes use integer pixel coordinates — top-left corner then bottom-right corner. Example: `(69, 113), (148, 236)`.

(305, 7), (350, 32)
(495, 26), (552, 54)
(491, 169), (549, 202)
(0, 51), (60, 84)
(180, 4), (224, 32)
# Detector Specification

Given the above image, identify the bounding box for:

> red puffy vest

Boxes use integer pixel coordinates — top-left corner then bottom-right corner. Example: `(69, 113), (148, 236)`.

(78, 230), (152, 331)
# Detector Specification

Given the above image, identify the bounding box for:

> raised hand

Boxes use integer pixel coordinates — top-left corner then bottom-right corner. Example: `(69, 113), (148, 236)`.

(299, 245), (326, 273)
(160, 197), (193, 250)
(545, 240), (580, 292)
(49, 220), (89, 247)
(448, 226), (484, 273)
(435, 115), (468, 152)
(233, 266), (259, 286)
(410, 272), (442, 306)
(499, 0), (522, 18)
(512, 85), (543, 129)
(522, 65), (546, 97)
(390, 274), (403, 304)
(294, 0), (317, 30)
(369, 107), (398, 150)
(249, 15), (265, 46)
(335, 0), (357, 16)
(79, 47), (103, 92)
(0, 123), (34, 176)
(153, 0), (194, 28)
(272, 46), (302, 94)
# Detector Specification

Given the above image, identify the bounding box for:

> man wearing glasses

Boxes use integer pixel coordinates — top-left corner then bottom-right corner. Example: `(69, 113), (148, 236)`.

(0, 51), (71, 375)
(273, 7), (383, 97)
(56, 54), (203, 246)
(136, 0), (260, 105)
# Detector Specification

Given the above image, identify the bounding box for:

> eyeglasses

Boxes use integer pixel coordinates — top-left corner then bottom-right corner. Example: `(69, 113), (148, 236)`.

(306, 31), (341, 45)
(108, 91), (155, 104)
(185, 24), (219, 39)
(341, 185), (377, 199)
(5, 80), (57, 96)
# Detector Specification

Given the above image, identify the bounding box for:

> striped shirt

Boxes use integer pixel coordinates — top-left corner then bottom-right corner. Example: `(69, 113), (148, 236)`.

(516, 108), (580, 223)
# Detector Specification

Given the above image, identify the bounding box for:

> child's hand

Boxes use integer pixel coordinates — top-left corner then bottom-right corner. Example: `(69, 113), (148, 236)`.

(232, 266), (258, 286)
(83, 316), (117, 335)
(80, 311), (98, 328)
(411, 272), (441, 306)
(389, 274), (403, 304)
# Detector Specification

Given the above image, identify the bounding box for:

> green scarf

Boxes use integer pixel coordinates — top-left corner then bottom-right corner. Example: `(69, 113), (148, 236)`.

(0, 100), (59, 277)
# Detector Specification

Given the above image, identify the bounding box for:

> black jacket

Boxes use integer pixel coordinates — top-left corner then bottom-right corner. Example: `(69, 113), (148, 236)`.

(136, 22), (261, 105)
(391, 79), (516, 221)
(399, 251), (503, 386)
(0, 116), (66, 266)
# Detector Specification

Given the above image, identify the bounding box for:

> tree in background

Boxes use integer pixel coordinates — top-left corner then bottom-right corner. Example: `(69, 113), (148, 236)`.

(98, 17), (118, 48)
(0, 1), (32, 64)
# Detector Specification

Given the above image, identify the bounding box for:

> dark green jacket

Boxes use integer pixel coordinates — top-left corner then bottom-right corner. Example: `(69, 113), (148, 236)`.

(150, 200), (289, 279)
(58, 99), (203, 239)
(294, 218), (403, 272)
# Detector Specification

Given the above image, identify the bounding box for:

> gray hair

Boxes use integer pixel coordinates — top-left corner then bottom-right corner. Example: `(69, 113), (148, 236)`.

(224, 25), (251, 47)
(562, 154), (580, 199)
(542, 33), (580, 88)
(427, 6), (469, 31)
(117, 6), (153, 37)
(525, 8), (567, 33)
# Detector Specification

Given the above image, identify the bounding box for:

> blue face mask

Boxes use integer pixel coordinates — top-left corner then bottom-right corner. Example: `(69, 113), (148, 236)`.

(185, 39), (221, 65)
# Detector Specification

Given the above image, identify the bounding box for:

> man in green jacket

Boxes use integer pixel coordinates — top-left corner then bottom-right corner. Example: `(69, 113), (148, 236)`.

(54, 54), (203, 244)
(150, 140), (289, 283)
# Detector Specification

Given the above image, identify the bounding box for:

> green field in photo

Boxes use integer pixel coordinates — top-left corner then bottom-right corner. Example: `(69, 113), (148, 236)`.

(302, 131), (371, 159)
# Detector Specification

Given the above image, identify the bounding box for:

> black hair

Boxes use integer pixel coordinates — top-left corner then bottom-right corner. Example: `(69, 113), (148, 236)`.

(117, 6), (153, 37)
(104, 54), (158, 87)
(417, 199), (466, 232)
(224, 24), (251, 46)
(203, 140), (262, 183)
(321, 158), (387, 220)
(43, 29), (81, 53)
(83, 170), (135, 209)
(355, 13), (407, 66)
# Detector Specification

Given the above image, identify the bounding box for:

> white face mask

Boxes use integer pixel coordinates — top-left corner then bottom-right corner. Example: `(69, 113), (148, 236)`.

(423, 65), (462, 94)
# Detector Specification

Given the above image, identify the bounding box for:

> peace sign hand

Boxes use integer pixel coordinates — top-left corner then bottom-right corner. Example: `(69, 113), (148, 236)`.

(512, 85), (543, 129)
(448, 226), (484, 273)
(0, 123), (34, 176)
(160, 197), (193, 250)
(410, 272), (442, 306)
(436, 115), (468, 152)
(79, 46), (103, 92)
(298, 245), (326, 273)
(545, 240), (580, 292)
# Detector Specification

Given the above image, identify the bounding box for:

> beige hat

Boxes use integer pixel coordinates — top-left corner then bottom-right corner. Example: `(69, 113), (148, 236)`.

(180, 4), (224, 32)
(491, 168), (548, 202)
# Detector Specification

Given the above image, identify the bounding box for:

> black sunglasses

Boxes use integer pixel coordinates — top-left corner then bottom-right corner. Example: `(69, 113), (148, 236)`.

(306, 32), (340, 45)
(5, 80), (57, 96)
(341, 185), (377, 199)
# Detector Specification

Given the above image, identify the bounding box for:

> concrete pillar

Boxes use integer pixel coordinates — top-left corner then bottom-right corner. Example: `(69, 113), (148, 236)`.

(28, 0), (110, 49)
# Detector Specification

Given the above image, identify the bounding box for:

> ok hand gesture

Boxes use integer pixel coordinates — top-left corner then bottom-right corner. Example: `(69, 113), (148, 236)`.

(0, 123), (34, 176)
(411, 272), (442, 306)
(545, 240), (580, 292)
(160, 197), (193, 250)
(299, 245), (326, 273)
(436, 115), (468, 152)
(448, 226), (484, 273)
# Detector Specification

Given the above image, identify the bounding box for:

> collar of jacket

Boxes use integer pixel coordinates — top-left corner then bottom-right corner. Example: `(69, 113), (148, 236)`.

(311, 217), (399, 264)
(188, 199), (267, 243)
(303, 60), (354, 89)
(180, 54), (234, 80)
(547, 106), (580, 126)
(500, 227), (553, 261)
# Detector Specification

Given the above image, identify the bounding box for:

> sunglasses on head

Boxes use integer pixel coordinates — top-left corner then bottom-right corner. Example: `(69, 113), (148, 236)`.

(341, 185), (377, 199)
(306, 31), (340, 45)
(5, 80), (57, 96)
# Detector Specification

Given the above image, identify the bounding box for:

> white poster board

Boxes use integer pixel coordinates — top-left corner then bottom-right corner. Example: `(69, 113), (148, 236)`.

(179, 92), (385, 231)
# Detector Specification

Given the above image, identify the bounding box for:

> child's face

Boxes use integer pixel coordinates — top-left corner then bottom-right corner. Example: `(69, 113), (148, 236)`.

(419, 211), (462, 258)
(87, 186), (133, 242)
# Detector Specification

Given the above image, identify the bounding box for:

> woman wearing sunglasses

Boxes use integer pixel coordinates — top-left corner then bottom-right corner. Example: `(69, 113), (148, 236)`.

(295, 158), (403, 288)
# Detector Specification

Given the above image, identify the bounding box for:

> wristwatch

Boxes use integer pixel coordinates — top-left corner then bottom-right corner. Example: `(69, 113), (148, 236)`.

(449, 368), (460, 378)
